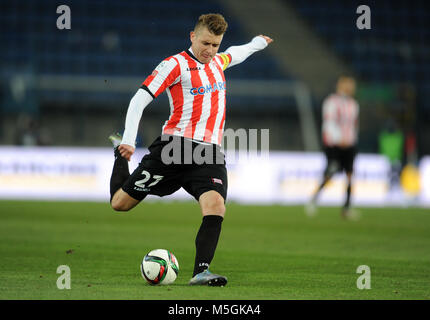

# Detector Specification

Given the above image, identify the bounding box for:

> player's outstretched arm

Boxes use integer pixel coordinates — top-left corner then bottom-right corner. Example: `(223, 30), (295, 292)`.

(119, 88), (153, 161)
(224, 35), (273, 69)
(258, 35), (274, 45)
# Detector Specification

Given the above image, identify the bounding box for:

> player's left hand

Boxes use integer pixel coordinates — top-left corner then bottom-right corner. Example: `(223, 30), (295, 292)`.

(259, 35), (274, 44)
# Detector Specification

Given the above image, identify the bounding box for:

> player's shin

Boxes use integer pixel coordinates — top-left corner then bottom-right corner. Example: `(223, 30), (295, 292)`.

(193, 215), (223, 276)
(344, 181), (352, 209)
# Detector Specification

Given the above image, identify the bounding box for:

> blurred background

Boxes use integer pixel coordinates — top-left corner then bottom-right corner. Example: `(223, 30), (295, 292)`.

(0, 0), (429, 206)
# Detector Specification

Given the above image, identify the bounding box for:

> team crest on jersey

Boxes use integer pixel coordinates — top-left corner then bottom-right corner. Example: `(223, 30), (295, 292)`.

(151, 60), (169, 77)
(155, 60), (167, 71)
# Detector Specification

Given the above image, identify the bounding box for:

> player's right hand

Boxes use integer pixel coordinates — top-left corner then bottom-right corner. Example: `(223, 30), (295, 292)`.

(118, 144), (135, 161)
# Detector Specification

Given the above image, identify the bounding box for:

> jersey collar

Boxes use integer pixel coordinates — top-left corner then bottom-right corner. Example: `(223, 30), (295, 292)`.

(186, 47), (206, 65)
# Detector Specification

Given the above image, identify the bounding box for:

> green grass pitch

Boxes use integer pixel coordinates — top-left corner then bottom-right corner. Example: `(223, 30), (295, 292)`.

(0, 200), (429, 300)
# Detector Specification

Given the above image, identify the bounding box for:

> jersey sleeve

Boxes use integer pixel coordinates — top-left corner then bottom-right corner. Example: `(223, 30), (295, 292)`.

(141, 57), (181, 98)
(215, 53), (233, 71)
(223, 36), (268, 69)
(322, 97), (333, 121)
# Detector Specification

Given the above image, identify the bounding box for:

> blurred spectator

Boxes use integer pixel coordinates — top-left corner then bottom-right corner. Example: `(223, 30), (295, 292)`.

(14, 113), (52, 146)
(405, 129), (417, 164)
(378, 120), (404, 189)
(102, 31), (120, 52)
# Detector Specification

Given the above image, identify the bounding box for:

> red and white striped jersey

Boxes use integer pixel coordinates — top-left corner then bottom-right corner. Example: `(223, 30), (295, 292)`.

(141, 49), (233, 146)
(322, 93), (359, 147)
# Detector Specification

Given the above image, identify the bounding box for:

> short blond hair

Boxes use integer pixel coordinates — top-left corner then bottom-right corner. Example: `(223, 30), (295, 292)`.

(194, 13), (228, 35)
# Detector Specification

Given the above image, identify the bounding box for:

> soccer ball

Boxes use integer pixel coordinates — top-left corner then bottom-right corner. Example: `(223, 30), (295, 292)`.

(140, 249), (179, 285)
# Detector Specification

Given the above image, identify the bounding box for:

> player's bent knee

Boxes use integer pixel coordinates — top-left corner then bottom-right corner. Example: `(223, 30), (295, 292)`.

(110, 190), (138, 212)
(111, 201), (131, 212)
(200, 192), (226, 216)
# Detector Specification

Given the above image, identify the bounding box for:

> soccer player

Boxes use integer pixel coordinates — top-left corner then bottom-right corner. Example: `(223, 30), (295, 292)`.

(306, 75), (360, 219)
(108, 13), (273, 286)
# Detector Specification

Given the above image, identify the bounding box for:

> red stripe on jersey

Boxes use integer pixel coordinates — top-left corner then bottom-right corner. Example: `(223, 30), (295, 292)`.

(202, 63), (219, 142)
(181, 53), (203, 140)
(163, 82), (184, 134)
(142, 58), (181, 98)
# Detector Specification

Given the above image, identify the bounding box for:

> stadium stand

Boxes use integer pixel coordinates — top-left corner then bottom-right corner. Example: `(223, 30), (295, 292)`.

(290, 0), (430, 155)
(0, 0), (289, 80)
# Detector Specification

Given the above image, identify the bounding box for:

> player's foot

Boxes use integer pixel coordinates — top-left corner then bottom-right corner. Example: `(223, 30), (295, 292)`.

(108, 132), (122, 149)
(341, 207), (361, 221)
(305, 200), (317, 217)
(189, 269), (227, 287)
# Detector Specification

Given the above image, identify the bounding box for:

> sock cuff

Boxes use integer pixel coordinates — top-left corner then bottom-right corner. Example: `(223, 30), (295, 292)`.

(202, 215), (224, 225)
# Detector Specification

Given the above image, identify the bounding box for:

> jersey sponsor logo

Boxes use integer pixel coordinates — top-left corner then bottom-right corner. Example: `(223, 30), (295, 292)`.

(190, 81), (226, 96)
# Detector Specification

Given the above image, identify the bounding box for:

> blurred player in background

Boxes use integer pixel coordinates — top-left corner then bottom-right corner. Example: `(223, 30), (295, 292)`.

(306, 75), (359, 219)
(108, 13), (273, 286)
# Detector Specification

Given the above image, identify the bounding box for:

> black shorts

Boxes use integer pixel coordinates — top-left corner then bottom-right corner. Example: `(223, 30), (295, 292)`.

(122, 135), (228, 202)
(323, 146), (357, 175)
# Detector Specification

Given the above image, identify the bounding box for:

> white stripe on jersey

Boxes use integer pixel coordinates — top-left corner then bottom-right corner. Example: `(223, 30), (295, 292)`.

(190, 65), (212, 141)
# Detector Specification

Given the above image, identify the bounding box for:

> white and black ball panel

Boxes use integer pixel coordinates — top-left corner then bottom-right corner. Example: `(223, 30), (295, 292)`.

(140, 249), (179, 285)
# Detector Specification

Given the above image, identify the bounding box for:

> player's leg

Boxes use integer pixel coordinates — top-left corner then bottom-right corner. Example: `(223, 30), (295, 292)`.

(199, 190), (226, 217)
(109, 134), (181, 212)
(109, 133), (139, 211)
(343, 171), (353, 210)
(194, 190), (225, 272)
(306, 171), (333, 216)
(181, 154), (228, 286)
(341, 147), (359, 219)
(312, 169), (334, 202)
(111, 189), (140, 212)
(189, 190), (227, 286)
(341, 171), (356, 219)
(314, 148), (337, 200)
(306, 147), (337, 216)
